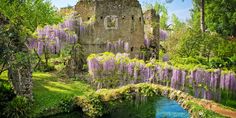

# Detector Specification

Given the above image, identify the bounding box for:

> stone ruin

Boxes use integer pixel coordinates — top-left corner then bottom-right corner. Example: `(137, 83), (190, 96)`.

(74, 0), (145, 57)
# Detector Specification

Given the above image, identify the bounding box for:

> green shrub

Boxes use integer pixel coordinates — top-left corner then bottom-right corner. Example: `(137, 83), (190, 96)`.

(0, 80), (16, 117)
(3, 96), (32, 118)
(209, 57), (225, 68)
(222, 57), (234, 69)
(230, 56), (236, 66)
(43, 64), (56, 72)
(58, 96), (75, 113)
(171, 57), (200, 65)
(229, 56), (236, 72)
(35, 62), (56, 72)
(195, 56), (208, 65)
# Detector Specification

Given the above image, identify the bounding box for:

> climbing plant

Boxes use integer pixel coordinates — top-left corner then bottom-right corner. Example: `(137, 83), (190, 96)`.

(0, 0), (61, 99)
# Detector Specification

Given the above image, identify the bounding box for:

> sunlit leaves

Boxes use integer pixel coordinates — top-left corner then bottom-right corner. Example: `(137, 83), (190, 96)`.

(0, 0), (61, 34)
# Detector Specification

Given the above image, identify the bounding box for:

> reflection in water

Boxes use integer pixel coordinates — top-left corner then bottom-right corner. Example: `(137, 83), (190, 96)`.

(155, 97), (189, 118)
(47, 97), (190, 118)
(102, 96), (190, 118)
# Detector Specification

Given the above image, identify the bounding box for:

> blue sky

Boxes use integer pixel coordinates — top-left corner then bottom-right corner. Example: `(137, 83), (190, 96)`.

(50, 0), (193, 22)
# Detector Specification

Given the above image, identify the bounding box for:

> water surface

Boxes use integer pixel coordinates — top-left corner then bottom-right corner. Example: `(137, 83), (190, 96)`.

(102, 96), (190, 118)
(47, 97), (190, 118)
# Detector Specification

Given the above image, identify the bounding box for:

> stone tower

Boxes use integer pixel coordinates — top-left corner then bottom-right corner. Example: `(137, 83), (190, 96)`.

(75, 0), (144, 57)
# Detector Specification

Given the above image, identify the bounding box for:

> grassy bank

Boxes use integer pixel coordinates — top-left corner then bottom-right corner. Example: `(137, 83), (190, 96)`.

(0, 71), (94, 117)
(32, 72), (94, 116)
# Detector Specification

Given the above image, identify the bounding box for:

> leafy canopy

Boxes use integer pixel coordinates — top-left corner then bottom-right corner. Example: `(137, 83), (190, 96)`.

(0, 0), (61, 36)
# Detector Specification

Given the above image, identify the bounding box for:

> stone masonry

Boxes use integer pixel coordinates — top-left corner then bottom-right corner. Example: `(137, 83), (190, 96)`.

(75, 0), (144, 57)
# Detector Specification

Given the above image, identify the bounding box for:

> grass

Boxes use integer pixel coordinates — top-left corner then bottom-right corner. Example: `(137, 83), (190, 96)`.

(32, 72), (94, 116)
(0, 70), (94, 116)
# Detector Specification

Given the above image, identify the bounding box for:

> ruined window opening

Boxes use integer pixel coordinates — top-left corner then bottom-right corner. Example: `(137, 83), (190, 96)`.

(100, 16), (103, 19)
(122, 16), (125, 19)
(139, 17), (141, 22)
(131, 47), (134, 52)
(132, 15), (134, 20)
(87, 17), (90, 20)
(104, 15), (118, 30)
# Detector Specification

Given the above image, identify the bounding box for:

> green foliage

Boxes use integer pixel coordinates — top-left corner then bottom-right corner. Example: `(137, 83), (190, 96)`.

(76, 83), (225, 118)
(59, 96), (75, 113)
(35, 62), (56, 72)
(171, 14), (185, 31)
(32, 72), (94, 116)
(209, 57), (225, 68)
(3, 96), (32, 118)
(0, 79), (16, 117)
(191, 0), (236, 36)
(76, 93), (104, 118)
(176, 29), (203, 57)
(172, 57), (201, 65)
(60, 45), (73, 58)
(144, 2), (169, 29)
(0, 0), (61, 76)
(186, 101), (225, 118)
(205, 0), (236, 36)
(229, 56), (236, 71)
(165, 25), (236, 70)
(0, 0), (61, 33)
(103, 96), (157, 118)
(159, 6), (169, 30)
(190, 0), (201, 31)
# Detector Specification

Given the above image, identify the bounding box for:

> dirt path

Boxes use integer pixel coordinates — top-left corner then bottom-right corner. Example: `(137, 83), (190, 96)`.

(198, 100), (236, 118)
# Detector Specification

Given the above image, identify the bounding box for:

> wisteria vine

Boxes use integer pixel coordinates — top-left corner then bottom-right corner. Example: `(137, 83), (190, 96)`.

(106, 39), (129, 53)
(28, 17), (79, 55)
(87, 52), (236, 102)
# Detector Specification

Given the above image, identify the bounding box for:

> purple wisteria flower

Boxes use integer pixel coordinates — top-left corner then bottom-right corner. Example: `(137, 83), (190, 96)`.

(30, 17), (79, 55)
(86, 52), (236, 102)
(181, 70), (187, 89)
(88, 58), (101, 76)
(103, 58), (115, 72)
(144, 38), (150, 48)
(124, 42), (129, 52)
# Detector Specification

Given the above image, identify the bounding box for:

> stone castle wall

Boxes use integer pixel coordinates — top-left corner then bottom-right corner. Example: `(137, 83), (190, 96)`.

(75, 0), (144, 57)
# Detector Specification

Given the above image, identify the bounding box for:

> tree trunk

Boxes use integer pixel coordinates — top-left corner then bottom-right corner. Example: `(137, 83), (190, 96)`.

(8, 53), (33, 100)
(44, 45), (49, 66)
(65, 44), (85, 78)
(156, 14), (160, 60)
(200, 0), (205, 32)
(152, 14), (160, 60)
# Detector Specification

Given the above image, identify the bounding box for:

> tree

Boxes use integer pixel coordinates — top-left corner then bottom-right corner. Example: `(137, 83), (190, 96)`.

(192, 0), (236, 36)
(144, 2), (168, 30)
(0, 0), (61, 100)
(190, 0), (205, 32)
(171, 14), (184, 31)
(200, 0), (205, 32)
(205, 0), (236, 36)
(160, 7), (169, 30)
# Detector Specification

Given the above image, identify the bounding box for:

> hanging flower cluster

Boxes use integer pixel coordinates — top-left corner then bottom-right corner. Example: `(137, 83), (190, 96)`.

(87, 52), (236, 102)
(106, 39), (129, 53)
(28, 17), (79, 55)
(144, 30), (168, 48)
